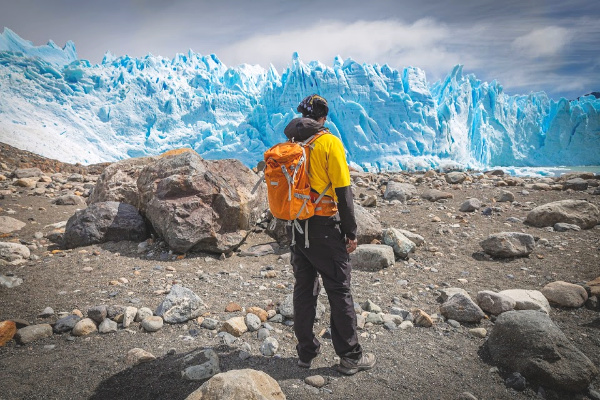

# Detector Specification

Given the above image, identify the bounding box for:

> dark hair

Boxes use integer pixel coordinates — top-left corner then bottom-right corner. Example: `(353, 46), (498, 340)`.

(297, 94), (329, 120)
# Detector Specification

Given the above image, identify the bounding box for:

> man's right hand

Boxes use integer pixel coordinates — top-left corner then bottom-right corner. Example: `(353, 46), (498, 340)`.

(345, 238), (358, 254)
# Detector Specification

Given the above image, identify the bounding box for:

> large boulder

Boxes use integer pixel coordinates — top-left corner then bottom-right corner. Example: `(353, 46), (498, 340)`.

(185, 369), (285, 400)
(63, 201), (148, 249)
(136, 151), (266, 254)
(480, 232), (535, 258)
(525, 200), (599, 229)
(87, 156), (155, 208)
(383, 182), (417, 203)
(485, 310), (598, 392)
(354, 204), (382, 244)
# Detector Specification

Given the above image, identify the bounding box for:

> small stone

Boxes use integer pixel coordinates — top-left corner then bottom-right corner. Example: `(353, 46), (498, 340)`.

(366, 313), (384, 325)
(505, 372), (527, 391)
(181, 349), (220, 381)
(99, 318), (118, 334)
(460, 198), (481, 212)
(245, 313), (261, 332)
(469, 328), (487, 338)
(141, 316), (164, 332)
(0, 321), (17, 346)
(246, 306), (268, 322)
(38, 307), (54, 318)
(498, 191), (515, 203)
(87, 305), (107, 323)
(72, 318), (97, 336)
(447, 319), (461, 328)
(225, 302), (242, 312)
(219, 331), (238, 345)
(356, 314), (366, 330)
(135, 307), (153, 322)
(125, 348), (156, 365)
(383, 321), (397, 331)
(305, 375), (326, 388)
(399, 320), (413, 330)
(260, 337), (279, 356)
(361, 299), (382, 313)
(458, 392), (478, 400)
(221, 317), (248, 337)
(201, 318), (219, 330)
(257, 328), (270, 340)
(412, 309), (433, 327)
(123, 306), (137, 328)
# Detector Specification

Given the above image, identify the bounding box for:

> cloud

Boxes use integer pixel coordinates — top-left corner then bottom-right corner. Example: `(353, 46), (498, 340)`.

(511, 26), (571, 58)
(218, 19), (460, 76)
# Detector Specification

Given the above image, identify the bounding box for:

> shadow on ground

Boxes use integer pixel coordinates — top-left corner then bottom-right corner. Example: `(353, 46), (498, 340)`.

(89, 346), (339, 400)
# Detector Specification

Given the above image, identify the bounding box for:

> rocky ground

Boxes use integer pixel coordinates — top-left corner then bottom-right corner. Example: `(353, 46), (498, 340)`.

(0, 142), (599, 400)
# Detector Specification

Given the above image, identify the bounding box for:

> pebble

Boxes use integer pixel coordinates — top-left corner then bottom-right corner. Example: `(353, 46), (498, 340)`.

(125, 348), (156, 365)
(201, 318), (219, 330)
(447, 319), (461, 328)
(458, 392), (478, 400)
(135, 307), (153, 322)
(469, 328), (487, 338)
(260, 337), (279, 356)
(38, 307), (54, 318)
(257, 328), (270, 340)
(218, 331), (238, 345)
(123, 307), (137, 328)
(305, 375), (326, 388)
(505, 372), (527, 391)
(245, 313), (261, 332)
(399, 321), (413, 330)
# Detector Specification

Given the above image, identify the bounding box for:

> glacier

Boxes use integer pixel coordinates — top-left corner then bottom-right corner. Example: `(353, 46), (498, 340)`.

(0, 28), (598, 171)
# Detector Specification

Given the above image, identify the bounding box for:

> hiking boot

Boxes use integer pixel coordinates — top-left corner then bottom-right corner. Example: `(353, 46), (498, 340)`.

(297, 352), (320, 368)
(336, 353), (376, 375)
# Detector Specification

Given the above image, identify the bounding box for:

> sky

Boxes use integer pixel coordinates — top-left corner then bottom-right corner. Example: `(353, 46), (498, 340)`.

(1, 0), (599, 100)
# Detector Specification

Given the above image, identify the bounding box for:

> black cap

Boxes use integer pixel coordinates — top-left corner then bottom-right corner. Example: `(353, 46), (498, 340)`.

(297, 94), (329, 120)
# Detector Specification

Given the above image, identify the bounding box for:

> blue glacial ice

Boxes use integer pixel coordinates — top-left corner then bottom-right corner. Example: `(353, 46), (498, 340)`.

(0, 28), (598, 170)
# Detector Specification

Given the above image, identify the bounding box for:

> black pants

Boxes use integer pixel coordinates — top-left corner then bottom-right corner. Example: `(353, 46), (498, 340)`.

(289, 215), (362, 363)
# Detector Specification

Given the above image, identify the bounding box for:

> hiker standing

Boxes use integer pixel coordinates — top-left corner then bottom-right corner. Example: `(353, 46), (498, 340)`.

(282, 94), (376, 375)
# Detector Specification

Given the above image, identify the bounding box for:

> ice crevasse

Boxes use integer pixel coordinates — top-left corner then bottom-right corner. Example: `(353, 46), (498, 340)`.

(0, 28), (598, 170)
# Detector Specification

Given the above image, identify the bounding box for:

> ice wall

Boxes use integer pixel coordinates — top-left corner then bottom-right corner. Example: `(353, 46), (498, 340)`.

(0, 29), (598, 169)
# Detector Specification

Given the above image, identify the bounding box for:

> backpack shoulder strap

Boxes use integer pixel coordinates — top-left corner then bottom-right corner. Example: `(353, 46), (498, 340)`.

(302, 129), (330, 147)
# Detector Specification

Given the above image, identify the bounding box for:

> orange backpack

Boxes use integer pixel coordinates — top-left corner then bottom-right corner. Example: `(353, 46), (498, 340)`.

(256, 131), (332, 247)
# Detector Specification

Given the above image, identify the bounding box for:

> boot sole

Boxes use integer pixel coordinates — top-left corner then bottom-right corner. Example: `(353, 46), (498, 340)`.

(336, 362), (375, 376)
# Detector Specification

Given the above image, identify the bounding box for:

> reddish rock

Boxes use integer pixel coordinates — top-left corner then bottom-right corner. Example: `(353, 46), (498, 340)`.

(0, 321), (17, 346)
(225, 302), (242, 313)
(246, 307), (268, 322)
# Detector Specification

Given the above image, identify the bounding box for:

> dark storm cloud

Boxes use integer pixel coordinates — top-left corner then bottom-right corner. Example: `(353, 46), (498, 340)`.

(0, 0), (598, 99)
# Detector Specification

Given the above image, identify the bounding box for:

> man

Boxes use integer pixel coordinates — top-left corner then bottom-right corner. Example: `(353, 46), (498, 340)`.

(283, 94), (376, 375)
